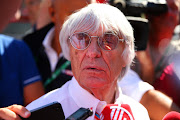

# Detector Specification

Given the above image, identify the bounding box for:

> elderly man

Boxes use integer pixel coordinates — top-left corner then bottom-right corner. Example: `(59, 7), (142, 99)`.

(0, 3), (150, 120)
(24, 3), (150, 119)
(23, 0), (180, 119)
(0, 0), (179, 120)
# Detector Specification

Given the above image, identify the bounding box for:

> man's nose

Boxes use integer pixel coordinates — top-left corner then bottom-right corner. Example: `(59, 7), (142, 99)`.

(85, 36), (101, 58)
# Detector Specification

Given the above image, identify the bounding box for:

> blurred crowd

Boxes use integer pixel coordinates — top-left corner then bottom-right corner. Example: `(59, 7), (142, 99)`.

(0, 0), (180, 120)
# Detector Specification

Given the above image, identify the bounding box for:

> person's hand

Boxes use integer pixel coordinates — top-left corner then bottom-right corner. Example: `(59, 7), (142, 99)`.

(0, 104), (31, 120)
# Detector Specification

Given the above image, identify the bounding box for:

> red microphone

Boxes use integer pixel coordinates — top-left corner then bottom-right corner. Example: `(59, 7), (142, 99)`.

(100, 104), (135, 120)
(96, 0), (107, 3)
(162, 111), (180, 120)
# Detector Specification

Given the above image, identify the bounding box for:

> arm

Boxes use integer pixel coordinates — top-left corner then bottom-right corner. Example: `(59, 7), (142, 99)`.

(20, 41), (45, 106)
(136, 50), (155, 84)
(0, 105), (30, 120)
(140, 89), (180, 120)
(24, 81), (45, 106)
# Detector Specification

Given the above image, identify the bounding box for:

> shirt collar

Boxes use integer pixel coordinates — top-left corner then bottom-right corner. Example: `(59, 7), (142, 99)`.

(42, 27), (63, 71)
(114, 84), (123, 104)
(42, 27), (63, 58)
(69, 77), (123, 114)
(43, 27), (55, 49)
(69, 77), (100, 113)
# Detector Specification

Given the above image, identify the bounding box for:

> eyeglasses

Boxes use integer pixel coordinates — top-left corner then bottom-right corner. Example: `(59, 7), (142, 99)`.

(69, 32), (124, 51)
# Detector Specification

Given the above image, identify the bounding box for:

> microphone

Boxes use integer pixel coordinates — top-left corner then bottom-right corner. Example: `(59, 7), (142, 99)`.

(66, 108), (93, 120)
(100, 104), (135, 120)
(96, 0), (107, 3)
(162, 111), (180, 120)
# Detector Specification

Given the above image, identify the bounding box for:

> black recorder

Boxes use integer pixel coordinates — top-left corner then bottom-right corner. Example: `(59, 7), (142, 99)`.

(21, 102), (93, 120)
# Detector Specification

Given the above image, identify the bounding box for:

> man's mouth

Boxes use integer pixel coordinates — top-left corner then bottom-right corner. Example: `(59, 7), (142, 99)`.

(85, 66), (104, 72)
(87, 67), (96, 70)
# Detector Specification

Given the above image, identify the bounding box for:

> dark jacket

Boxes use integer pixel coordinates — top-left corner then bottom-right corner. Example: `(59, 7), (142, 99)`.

(23, 23), (72, 93)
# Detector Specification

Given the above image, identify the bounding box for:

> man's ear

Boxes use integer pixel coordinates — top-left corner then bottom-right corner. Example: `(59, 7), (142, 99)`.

(49, 6), (55, 23)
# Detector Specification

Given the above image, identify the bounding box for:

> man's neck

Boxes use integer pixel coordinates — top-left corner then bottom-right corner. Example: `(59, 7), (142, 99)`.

(88, 84), (116, 104)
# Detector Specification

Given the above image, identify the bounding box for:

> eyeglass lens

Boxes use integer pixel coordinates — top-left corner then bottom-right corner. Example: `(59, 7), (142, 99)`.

(70, 32), (120, 51)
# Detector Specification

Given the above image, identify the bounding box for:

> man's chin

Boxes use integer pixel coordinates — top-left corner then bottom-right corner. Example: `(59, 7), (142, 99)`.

(81, 77), (108, 89)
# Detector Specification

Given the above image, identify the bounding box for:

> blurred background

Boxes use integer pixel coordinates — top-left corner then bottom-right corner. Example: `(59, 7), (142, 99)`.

(1, 0), (41, 39)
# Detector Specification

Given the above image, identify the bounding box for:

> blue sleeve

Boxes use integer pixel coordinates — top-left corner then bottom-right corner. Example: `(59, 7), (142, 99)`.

(16, 40), (42, 86)
(0, 34), (42, 107)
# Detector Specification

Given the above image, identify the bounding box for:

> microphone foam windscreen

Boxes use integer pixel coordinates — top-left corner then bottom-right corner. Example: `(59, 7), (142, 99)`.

(101, 104), (135, 120)
(162, 111), (180, 120)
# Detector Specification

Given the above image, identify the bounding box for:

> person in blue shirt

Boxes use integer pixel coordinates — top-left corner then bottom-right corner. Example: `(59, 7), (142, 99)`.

(0, 34), (45, 107)
(0, 0), (44, 108)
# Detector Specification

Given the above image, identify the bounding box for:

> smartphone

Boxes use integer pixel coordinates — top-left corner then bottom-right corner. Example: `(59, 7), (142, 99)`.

(21, 102), (65, 120)
(66, 108), (93, 120)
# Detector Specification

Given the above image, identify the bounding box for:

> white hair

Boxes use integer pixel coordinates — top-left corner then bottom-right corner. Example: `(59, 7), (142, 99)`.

(59, 3), (135, 77)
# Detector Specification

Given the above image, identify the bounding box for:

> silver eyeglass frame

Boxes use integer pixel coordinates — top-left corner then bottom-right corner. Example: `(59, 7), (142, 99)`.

(69, 32), (125, 51)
